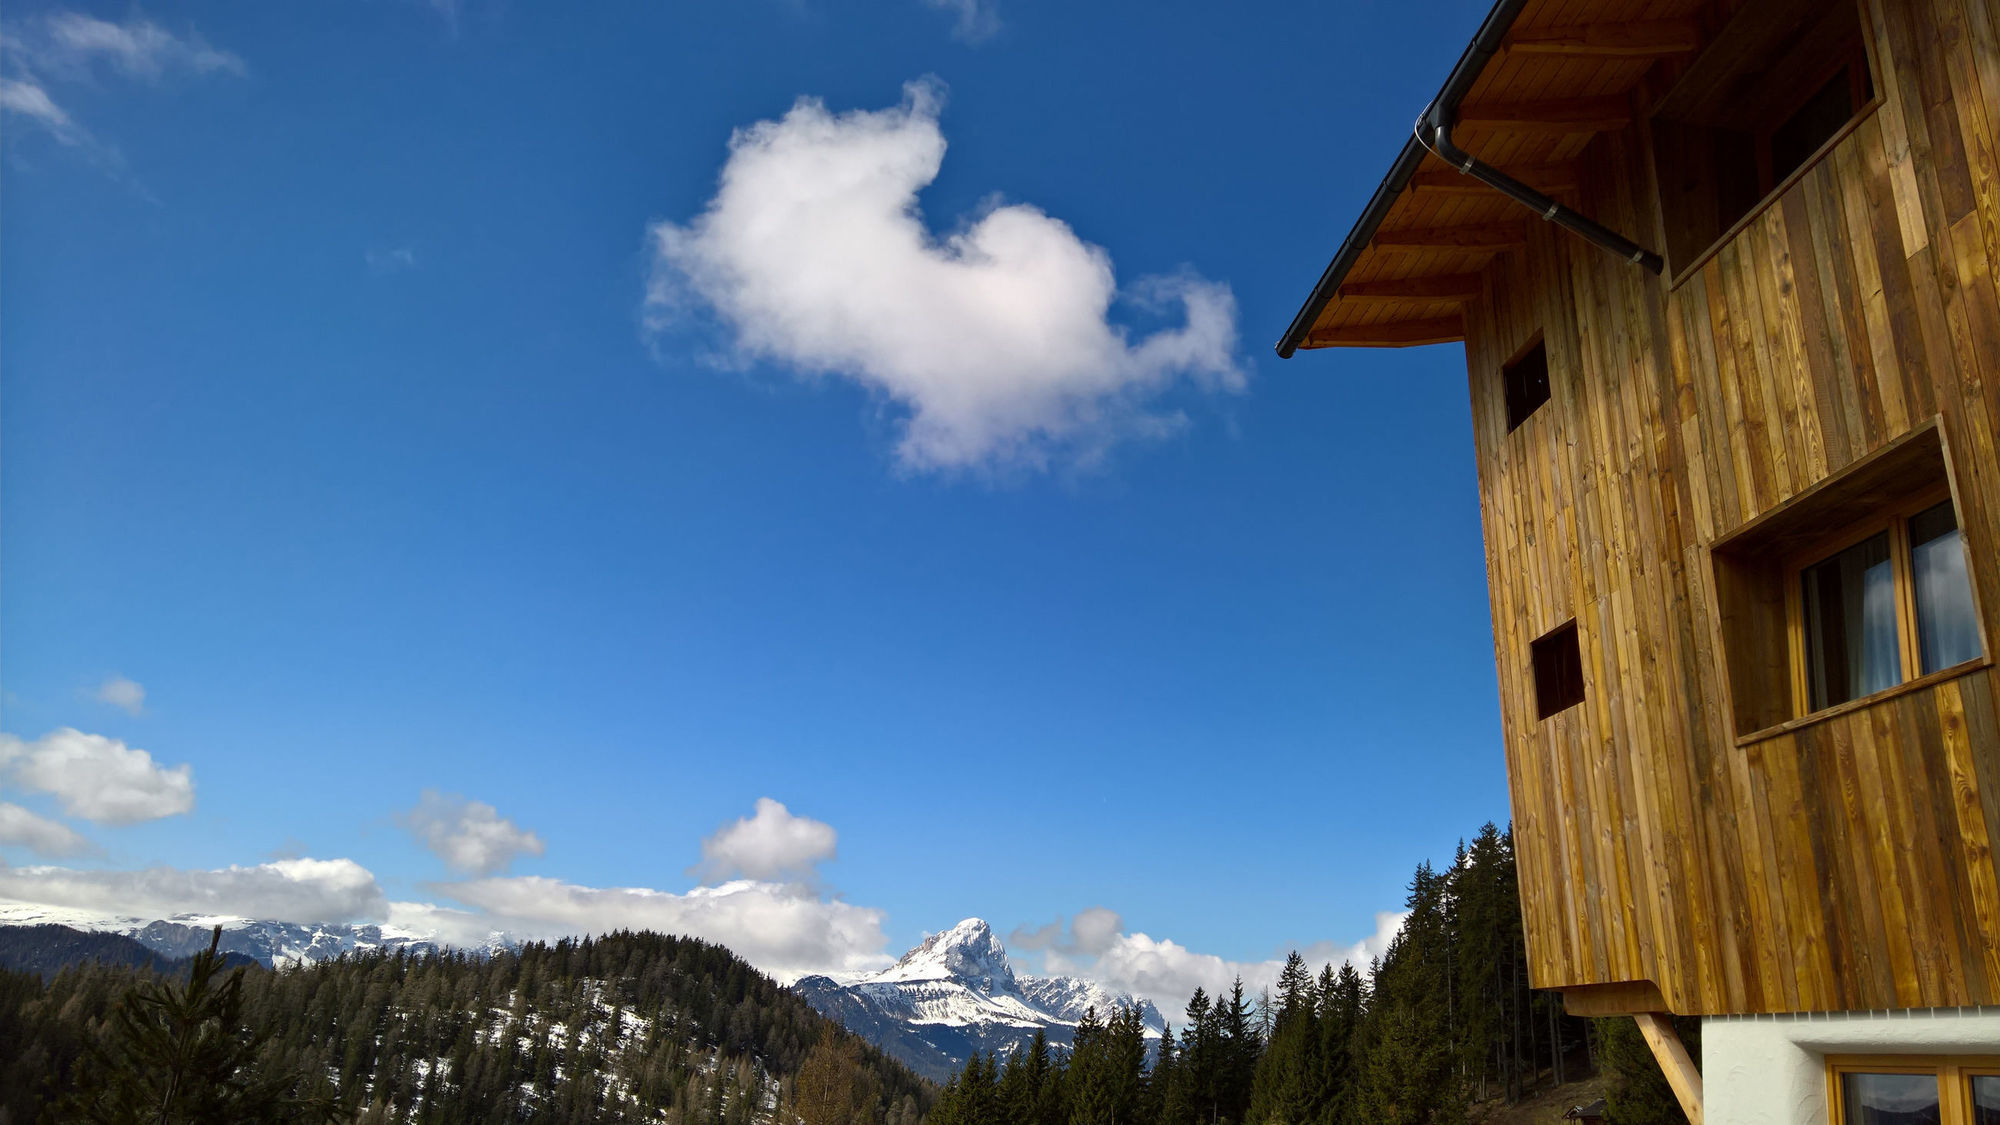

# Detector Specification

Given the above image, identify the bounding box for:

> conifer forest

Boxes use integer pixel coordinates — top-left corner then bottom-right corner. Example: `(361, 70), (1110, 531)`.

(0, 822), (1688, 1124)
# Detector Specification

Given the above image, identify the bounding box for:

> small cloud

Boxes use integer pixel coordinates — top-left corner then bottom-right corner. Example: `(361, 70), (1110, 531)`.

(366, 246), (418, 274)
(921, 0), (1000, 43)
(0, 802), (98, 858)
(688, 798), (837, 885)
(0, 729), (194, 825)
(1, 11), (242, 164)
(398, 790), (545, 876)
(37, 12), (245, 81)
(94, 675), (146, 715)
(646, 79), (1243, 473)
(0, 75), (87, 146)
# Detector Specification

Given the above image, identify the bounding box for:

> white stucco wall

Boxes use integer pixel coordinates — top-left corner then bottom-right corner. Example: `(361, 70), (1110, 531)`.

(1703, 1006), (2000, 1124)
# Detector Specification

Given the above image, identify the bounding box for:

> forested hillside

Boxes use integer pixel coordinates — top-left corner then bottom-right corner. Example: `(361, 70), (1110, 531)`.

(928, 823), (1688, 1125)
(0, 929), (929, 1125)
(0, 923), (261, 979)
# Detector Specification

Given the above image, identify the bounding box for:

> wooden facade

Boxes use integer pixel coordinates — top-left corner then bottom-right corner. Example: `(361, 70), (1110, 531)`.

(1287, 0), (2000, 1018)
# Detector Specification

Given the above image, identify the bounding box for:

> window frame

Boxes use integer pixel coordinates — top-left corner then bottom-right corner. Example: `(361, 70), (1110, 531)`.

(1752, 40), (1875, 194)
(1651, 0), (1886, 287)
(1783, 483), (1985, 719)
(1501, 332), (1551, 435)
(1826, 1055), (2000, 1125)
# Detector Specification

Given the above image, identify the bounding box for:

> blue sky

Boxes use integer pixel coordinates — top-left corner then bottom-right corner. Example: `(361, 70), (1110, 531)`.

(1, 0), (1506, 1004)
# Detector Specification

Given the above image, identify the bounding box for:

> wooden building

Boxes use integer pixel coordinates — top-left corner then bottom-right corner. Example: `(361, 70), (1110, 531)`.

(1278, 0), (2000, 1120)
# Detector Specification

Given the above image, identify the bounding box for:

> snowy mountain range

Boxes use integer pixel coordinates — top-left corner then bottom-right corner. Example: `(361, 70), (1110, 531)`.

(791, 918), (1164, 1082)
(0, 903), (1155, 1084)
(0, 903), (505, 968)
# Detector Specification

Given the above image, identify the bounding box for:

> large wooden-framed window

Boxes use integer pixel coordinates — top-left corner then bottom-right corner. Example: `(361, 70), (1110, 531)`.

(1788, 486), (1986, 715)
(1650, 0), (1881, 279)
(1709, 422), (1991, 740)
(1827, 1055), (2000, 1125)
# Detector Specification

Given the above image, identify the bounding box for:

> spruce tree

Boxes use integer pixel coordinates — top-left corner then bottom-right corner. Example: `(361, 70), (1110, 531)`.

(55, 926), (338, 1125)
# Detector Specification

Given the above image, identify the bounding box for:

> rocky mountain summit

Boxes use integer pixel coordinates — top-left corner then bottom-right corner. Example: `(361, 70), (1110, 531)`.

(790, 917), (1164, 1082)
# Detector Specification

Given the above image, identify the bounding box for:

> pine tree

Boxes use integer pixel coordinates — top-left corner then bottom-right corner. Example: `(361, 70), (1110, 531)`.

(55, 926), (338, 1125)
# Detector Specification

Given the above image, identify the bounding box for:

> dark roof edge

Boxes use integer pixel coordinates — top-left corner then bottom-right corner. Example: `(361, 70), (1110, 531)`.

(1273, 0), (1536, 359)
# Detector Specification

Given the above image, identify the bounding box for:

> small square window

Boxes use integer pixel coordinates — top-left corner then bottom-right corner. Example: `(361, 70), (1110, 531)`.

(1531, 621), (1585, 719)
(1504, 339), (1551, 432)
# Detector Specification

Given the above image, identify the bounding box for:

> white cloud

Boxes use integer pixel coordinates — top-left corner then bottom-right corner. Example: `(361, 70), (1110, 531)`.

(436, 875), (891, 982)
(689, 797), (837, 884)
(37, 12), (245, 80)
(1, 11), (241, 155)
(94, 675), (146, 715)
(0, 75), (86, 145)
(0, 857), (388, 923)
(399, 790), (546, 876)
(0, 729), (193, 825)
(0, 802), (97, 858)
(1029, 908), (1408, 1016)
(646, 79), (1243, 472)
(367, 246), (418, 274)
(922, 0), (1000, 43)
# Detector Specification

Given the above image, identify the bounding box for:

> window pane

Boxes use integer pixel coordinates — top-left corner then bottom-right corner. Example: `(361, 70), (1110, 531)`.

(1841, 1072), (1941, 1125)
(1972, 1075), (2000, 1125)
(1909, 501), (1983, 674)
(1803, 531), (1902, 710)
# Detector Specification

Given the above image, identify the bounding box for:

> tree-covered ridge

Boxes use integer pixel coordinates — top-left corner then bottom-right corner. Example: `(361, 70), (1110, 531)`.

(929, 823), (1685, 1125)
(0, 928), (930, 1125)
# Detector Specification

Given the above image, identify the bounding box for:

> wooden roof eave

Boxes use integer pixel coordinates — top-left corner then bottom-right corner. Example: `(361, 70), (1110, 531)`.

(1274, 0), (1535, 359)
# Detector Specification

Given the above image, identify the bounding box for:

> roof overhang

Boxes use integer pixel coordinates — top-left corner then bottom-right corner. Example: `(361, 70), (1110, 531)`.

(1275, 0), (1705, 357)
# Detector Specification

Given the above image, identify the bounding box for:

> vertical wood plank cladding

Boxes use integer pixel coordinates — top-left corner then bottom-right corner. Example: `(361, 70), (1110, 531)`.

(1463, 0), (2000, 1015)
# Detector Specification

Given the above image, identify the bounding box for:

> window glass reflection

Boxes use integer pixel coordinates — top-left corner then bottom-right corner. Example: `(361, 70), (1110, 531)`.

(1804, 531), (1902, 710)
(1841, 1073), (1941, 1125)
(1971, 1074), (2000, 1125)
(1910, 501), (1983, 674)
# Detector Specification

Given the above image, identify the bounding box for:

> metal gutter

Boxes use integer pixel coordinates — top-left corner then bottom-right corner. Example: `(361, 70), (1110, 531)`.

(1275, 0), (1669, 357)
(1275, 0), (1532, 359)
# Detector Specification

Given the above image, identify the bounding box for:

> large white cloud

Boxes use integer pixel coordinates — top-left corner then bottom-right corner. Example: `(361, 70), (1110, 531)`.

(647, 79), (1243, 472)
(0, 802), (97, 858)
(689, 797), (836, 884)
(1031, 908), (1408, 1016)
(0, 858), (388, 923)
(0, 729), (194, 825)
(399, 790), (546, 876)
(436, 876), (891, 983)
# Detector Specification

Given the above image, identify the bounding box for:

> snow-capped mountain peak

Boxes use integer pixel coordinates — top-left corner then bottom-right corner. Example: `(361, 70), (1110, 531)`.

(0, 904), (508, 968)
(791, 917), (1163, 1082)
(877, 917), (1016, 991)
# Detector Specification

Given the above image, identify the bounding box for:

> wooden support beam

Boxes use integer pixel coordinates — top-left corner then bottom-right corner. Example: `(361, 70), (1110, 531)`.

(1632, 1014), (1704, 1125)
(1337, 274), (1485, 302)
(1305, 316), (1465, 348)
(1454, 96), (1632, 135)
(1371, 224), (1527, 253)
(1561, 980), (1671, 1017)
(1411, 164), (1579, 196)
(1503, 18), (1701, 58)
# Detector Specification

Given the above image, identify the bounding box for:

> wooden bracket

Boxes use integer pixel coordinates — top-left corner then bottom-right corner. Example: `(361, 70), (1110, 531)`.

(1632, 1013), (1704, 1125)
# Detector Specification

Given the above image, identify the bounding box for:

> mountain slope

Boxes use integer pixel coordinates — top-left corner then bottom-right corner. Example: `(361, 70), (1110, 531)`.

(0, 928), (931, 1125)
(791, 918), (1163, 1082)
(0, 923), (259, 979)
